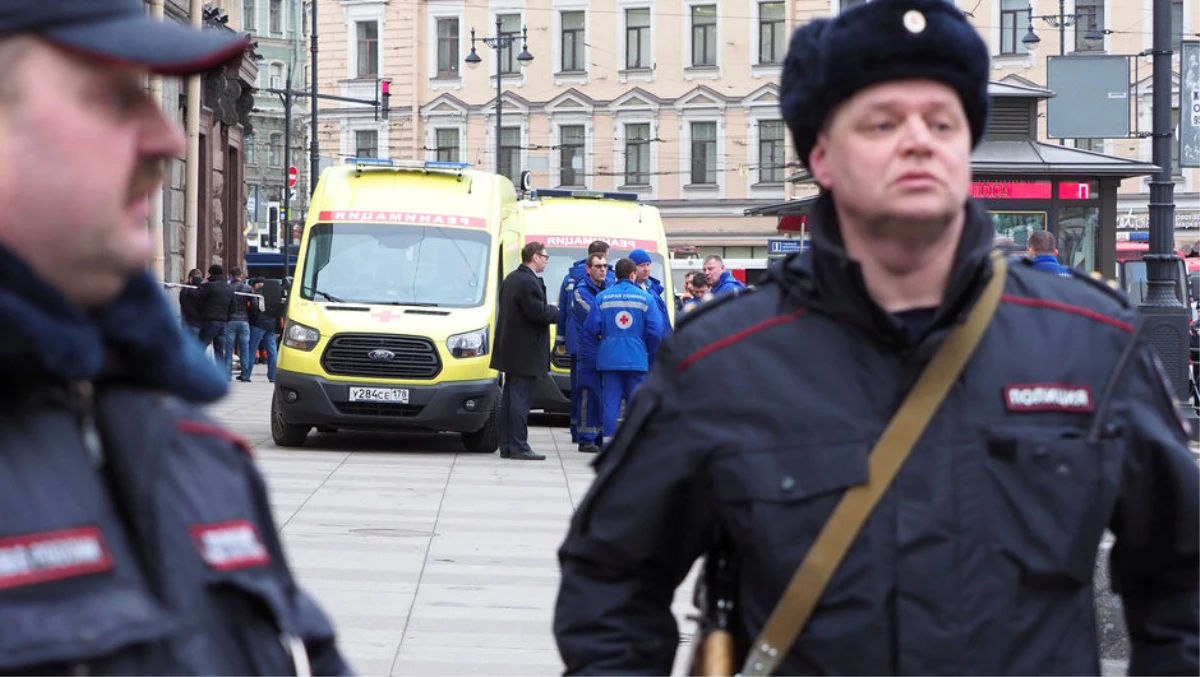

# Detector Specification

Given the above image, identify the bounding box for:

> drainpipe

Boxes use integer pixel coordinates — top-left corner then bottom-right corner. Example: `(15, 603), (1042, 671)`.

(184, 0), (203, 271)
(149, 0), (165, 280)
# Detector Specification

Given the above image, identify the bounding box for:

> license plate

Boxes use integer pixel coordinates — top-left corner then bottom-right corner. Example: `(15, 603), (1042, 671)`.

(348, 387), (409, 403)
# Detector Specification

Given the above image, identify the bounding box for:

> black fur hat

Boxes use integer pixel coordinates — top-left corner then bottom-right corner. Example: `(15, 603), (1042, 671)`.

(780, 0), (991, 169)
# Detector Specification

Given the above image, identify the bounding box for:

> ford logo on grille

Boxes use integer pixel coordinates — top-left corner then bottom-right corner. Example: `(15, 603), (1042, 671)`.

(367, 349), (396, 361)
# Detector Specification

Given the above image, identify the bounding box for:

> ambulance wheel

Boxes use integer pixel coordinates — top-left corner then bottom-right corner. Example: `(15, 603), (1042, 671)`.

(271, 396), (310, 447)
(462, 400), (500, 453)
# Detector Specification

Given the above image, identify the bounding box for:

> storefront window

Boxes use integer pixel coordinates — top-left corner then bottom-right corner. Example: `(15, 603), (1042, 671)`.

(990, 211), (1048, 254)
(1057, 206), (1099, 272)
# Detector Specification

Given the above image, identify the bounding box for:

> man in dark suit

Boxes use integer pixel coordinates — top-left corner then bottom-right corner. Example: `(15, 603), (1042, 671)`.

(492, 241), (560, 460)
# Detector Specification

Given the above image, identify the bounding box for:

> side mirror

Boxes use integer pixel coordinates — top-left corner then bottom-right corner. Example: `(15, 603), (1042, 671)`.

(262, 279), (286, 318)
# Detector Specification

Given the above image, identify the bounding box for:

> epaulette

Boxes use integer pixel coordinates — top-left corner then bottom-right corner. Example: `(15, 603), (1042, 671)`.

(675, 285), (759, 330)
(1067, 268), (1131, 308)
(1013, 254), (1129, 307)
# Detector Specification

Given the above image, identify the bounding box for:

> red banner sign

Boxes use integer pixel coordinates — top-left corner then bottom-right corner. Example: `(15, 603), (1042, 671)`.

(318, 210), (486, 229)
(529, 235), (660, 252)
(970, 181), (1094, 200)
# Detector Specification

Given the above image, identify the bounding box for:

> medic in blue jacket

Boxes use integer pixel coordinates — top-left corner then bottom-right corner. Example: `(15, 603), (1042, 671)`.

(629, 248), (672, 357)
(570, 253), (609, 453)
(584, 258), (664, 440)
(556, 241), (616, 442)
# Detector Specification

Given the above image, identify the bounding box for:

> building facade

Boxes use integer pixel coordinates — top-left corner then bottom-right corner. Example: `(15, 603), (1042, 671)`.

(229, 0), (313, 254)
(312, 0), (1195, 258)
(157, 1), (257, 283)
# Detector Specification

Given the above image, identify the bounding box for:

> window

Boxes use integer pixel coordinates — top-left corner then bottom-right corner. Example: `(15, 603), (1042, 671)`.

(269, 63), (283, 89)
(300, 223), (492, 308)
(690, 122), (717, 184)
(269, 0), (282, 33)
(268, 133), (283, 167)
(559, 125), (585, 186)
(499, 14), (522, 75)
(243, 0), (255, 31)
(1000, 0), (1030, 54)
(1075, 0), (1103, 51)
(245, 134), (256, 165)
(437, 18), (459, 78)
(1170, 0), (1183, 53)
(561, 11), (585, 72)
(758, 2), (785, 64)
(1075, 138), (1104, 152)
(691, 5), (717, 67)
(500, 126), (521, 184)
(355, 130), (378, 159)
(435, 128), (460, 163)
(625, 123), (651, 185)
(841, 0), (866, 10)
(357, 21), (379, 78)
(626, 9), (651, 69)
(758, 120), (785, 183)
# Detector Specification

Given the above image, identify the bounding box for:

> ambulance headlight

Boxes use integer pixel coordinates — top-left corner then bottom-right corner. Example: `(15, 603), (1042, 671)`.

(284, 320), (321, 351)
(448, 327), (489, 358)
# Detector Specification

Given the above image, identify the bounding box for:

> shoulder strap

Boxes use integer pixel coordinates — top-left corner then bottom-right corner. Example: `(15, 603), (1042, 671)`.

(740, 251), (1008, 676)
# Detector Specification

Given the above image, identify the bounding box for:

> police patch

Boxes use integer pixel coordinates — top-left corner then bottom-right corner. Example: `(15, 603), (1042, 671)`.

(192, 521), (271, 570)
(0, 526), (113, 590)
(1003, 383), (1094, 412)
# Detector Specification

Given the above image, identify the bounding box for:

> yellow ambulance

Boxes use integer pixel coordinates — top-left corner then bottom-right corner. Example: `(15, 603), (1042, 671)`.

(520, 189), (675, 413)
(271, 159), (522, 452)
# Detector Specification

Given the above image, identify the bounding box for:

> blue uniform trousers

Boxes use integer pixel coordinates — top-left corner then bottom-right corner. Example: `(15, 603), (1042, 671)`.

(569, 359), (579, 442)
(600, 370), (646, 439)
(575, 361), (604, 445)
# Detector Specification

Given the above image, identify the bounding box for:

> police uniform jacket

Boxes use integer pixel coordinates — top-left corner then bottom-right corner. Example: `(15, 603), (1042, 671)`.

(584, 280), (664, 373)
(554, 195), (1200, 676)
(0, 247), (348, 675)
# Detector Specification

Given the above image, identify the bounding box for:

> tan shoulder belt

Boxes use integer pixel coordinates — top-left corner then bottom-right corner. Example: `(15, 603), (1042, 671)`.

(739, 251), (1008, 677)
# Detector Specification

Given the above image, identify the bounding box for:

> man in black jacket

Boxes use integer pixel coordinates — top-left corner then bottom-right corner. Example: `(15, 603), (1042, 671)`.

(553, 0), (1199, 674)
(0, 3), (348, 673)
(197, 264), (237, 368)
(492, 241), (559, 460)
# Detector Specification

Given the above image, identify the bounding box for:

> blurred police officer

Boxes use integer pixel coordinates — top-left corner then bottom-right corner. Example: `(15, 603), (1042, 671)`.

(553, 0), (1199, 674)
(0, 1), (347, 674)
(584, 258), (664, 443)
(570, 252), (609, 453)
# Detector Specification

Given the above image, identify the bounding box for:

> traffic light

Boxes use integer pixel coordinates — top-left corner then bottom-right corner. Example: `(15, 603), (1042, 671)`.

(380, 79), (391, 121)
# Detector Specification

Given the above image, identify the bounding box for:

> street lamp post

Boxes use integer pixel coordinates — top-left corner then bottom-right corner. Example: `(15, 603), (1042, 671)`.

(464, 18), (533, 176)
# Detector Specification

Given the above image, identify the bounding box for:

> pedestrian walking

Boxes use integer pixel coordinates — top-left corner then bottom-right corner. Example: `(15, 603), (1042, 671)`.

(225, 266), (253, 381)
(247, 276), (279, 382)
(197, 264), (236, 366)
(492, 241), (560, 460)
(0, 2), (348, 673)
(554, 0), (1199, 674)
(584, 258), (664, 442)
(179, 268), (205, 337)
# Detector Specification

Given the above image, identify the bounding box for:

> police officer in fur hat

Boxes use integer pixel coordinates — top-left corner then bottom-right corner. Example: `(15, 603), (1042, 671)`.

(553, 0), (1199, 673)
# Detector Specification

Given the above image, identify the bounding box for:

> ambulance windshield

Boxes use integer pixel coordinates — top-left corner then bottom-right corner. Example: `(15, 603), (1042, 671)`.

(300, 222), (490, 308)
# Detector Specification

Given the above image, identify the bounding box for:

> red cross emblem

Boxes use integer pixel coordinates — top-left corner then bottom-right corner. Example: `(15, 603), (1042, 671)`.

(615, 310), (633, 329)
(371, 310), (399, 322)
